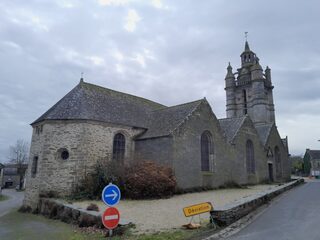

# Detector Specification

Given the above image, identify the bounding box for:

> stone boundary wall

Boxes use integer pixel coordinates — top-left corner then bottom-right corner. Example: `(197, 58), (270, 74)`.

(210, 179), (304, 226)
(38, 198), (103, 228)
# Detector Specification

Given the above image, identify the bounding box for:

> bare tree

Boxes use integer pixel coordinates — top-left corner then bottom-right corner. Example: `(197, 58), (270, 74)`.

(8, 139), (29, 190)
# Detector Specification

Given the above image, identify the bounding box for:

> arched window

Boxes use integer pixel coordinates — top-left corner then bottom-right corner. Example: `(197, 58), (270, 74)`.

(112, 133), (125, 163)
(275, 146), (282, 178)
(201, 131), (213, 171)
(243, 90), (248, 114)
(246, 140), (255, 174)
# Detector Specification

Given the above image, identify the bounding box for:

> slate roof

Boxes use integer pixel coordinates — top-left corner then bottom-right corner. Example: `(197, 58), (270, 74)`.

(254, 123), (274, 145)
(218, 116), (246, 142)
(33, 80), (205, 139)
(138, 100), (204, 139)
(33, 81), (165, 128)
(307, 150), (320, 160)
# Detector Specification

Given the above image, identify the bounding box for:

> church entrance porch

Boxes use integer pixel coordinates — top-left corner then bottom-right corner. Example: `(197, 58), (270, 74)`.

(268, 163), (274, 182)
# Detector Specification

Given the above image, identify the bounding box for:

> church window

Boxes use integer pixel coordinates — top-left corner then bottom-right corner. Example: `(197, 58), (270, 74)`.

(201, 131), (213, 171)
(57, 148), (69, 160)
(113, 133), (125, 163)
(61, 150), (69, 160)
(31, 156), (38, 177)
(275, 146), (282, 178)
(246, 140), (255, 174)
(243, 90), (248, 114)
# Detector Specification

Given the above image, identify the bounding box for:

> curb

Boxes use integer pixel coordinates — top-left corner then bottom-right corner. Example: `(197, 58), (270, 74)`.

(204, 178), (304, 239)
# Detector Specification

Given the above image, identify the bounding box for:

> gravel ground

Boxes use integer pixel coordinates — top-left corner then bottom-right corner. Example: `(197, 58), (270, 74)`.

(71, 184), (279, 233)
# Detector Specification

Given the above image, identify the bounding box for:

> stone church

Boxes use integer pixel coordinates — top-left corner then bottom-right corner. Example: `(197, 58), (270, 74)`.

(24, 41), (291, 208)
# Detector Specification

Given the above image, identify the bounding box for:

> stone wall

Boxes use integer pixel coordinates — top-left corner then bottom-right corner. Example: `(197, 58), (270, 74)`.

(134, 136), (174, 168)
(38, 198), (102, 228)
(210, 179), (304, 226)
(24, 120), (144, 208)
(265, 125), (291, 181)
(232, 118), (268, 185)
(172, 101), (234, 189)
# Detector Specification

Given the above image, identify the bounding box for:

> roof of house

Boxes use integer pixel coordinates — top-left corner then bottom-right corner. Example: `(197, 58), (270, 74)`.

(218, 116), (246, 142)
(307, 150), (320, 160)
(33, 80), (205, 140)
(254, 123), (274, 145)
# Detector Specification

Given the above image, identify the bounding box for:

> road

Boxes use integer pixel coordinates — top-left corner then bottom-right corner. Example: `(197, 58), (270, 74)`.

(0, 189), (24, 217)
(228, 181), (320, 240)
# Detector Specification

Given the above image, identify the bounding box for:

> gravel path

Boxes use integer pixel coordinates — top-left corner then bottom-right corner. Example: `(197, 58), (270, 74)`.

(72, 184), (279, 233)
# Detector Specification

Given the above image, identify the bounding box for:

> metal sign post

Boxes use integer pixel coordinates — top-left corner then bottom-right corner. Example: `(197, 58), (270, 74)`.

(101, 183), (121, 238)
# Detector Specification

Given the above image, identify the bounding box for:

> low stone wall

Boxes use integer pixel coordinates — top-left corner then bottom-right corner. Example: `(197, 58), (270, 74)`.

(38, 198), (103, 228)
(210, 179), (304, 226)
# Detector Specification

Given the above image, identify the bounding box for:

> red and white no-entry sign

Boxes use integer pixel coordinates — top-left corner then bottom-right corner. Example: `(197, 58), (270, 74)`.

(102, 207), (120, 230)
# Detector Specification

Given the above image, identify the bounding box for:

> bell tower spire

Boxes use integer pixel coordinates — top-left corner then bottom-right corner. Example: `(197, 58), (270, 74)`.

(224, 39), (275, 124)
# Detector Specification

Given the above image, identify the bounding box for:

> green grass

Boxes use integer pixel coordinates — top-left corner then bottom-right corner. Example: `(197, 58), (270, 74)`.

(0, 211), (105, 240)
(0, 194), (9, 201)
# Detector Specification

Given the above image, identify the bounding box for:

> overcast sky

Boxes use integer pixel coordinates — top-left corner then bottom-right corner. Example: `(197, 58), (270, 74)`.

(1, 0), (320, 162)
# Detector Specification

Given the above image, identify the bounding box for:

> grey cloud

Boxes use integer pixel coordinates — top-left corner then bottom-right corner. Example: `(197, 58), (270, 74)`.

(1, 0), (320, 160)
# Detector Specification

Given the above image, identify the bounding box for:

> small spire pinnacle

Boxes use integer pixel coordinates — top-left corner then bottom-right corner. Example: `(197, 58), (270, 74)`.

(244, 32), (251, 51)
(225, 62), (234, 79)
(244, 41), (250, 52)
(80, 72), (84, 83)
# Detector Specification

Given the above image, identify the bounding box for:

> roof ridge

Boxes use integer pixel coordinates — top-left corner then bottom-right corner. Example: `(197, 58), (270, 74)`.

(169, 99), (205, 135)
(31, 83), (82, 125)
(81, 81), (165, 108)
(151, 99), (204, 112)
(229, 115), (248, 141)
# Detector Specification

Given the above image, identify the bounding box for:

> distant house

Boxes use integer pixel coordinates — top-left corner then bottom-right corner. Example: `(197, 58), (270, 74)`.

(303, 149), (320, 177)
(2, 164), (28, 188)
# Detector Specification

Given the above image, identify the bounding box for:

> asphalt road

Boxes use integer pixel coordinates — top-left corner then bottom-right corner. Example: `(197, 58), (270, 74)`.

(0, 189), (24, 217)
(228, 181), (320, 240)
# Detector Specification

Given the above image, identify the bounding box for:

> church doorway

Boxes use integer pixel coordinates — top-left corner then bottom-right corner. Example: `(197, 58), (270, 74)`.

(268, 163), (274, 182)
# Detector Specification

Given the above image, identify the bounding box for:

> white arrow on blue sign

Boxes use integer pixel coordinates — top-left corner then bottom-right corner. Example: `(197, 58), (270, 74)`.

(102, 183), (121, 206)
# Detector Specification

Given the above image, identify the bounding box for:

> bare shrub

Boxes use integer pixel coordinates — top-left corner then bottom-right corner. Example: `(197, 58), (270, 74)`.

(18, 205), (32, 213)
(86, 203), (99, 212)
(124, 161), (176, 199)
(71, 159), (125, 200)
(72, 159), (176, 200)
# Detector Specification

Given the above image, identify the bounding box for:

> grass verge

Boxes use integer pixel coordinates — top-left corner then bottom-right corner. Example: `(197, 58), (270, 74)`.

(0, 194), (9, 202)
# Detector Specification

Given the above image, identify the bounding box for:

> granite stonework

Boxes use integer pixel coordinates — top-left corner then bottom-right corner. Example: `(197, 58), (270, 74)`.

(38, 198), (130, 229)
(210, 178), (304, 226)
(24, 41), (291, 209)
(24, 120), (143, 208)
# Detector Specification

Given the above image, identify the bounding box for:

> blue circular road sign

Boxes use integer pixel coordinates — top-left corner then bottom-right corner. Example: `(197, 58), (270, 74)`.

(102, 183), (121, 206)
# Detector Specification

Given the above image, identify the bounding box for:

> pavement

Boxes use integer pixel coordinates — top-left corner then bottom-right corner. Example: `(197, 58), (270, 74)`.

(0, 189), (24, 217)
(223, 180), (320, 240)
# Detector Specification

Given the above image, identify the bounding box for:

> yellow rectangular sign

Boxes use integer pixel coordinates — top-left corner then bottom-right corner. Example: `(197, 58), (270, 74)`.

(183, 202), (213, 217)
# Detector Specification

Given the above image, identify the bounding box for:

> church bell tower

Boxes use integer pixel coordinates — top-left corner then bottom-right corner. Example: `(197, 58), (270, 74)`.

(225, 40), (275, 124)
